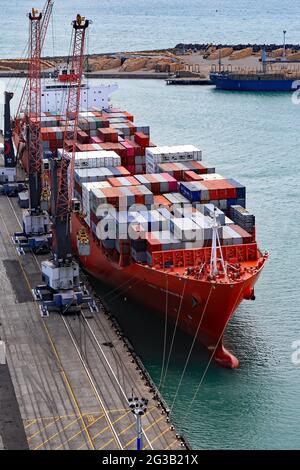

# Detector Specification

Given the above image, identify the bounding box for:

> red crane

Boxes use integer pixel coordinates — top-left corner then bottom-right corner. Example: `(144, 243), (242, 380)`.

(27, 7), (42, 211)
(13, 6), (52, 254)
(51, 14), (90, 263)
(16, 0), (54, 119)
(35, 15), (96, 315)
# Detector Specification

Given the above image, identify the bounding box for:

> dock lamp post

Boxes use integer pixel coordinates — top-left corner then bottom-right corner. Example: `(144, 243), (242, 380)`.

(128, 396), (148, 451)
(283, 30), (287, 60)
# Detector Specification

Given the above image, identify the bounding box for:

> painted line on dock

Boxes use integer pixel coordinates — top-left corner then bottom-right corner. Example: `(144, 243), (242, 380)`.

(27, 416), (61, 441)
(53, 413), (105, 450)
(91, 409), (131, 443)
(3, 196), (177, 451)
(0, 209), (96, 451)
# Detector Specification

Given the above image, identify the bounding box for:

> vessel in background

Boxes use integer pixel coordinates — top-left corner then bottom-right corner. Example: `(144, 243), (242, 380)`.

(210, 48), (300, 91)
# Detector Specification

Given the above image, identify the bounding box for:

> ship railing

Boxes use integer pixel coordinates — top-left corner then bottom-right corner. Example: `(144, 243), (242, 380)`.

(211, 63), (300, 77)
(151, 242), (258, 270)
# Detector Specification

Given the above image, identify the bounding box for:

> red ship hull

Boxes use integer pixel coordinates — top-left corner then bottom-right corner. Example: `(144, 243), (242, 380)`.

(71, 214), (266, 368)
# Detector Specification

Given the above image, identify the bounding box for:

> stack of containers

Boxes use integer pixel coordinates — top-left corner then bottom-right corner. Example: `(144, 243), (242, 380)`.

(41, 125), (65, 152)
(81, 181), (111, 226)
(230, 205), (255, 232)
(170, 217), (203, 243)
(164, 192), (191, 207)
(74, 167), (130, 195)
(230, 225), (253, 244)
(146, 145), (202, 173)
(157, 161), (215, 180)
(131, 210), (170, 233)
(152, 195), (172, 209)
(221, 226), (243, 245)
(134, 173), (177, 194)
(107, 176), (140, 187)
(179, 179), (245, 210)
(146, 231), (183, 266)
(58, 150), (121, 169)
(89, 185), (154, 220)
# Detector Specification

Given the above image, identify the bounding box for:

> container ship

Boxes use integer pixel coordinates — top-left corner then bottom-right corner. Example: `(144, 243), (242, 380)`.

(12, 72), (267, 369)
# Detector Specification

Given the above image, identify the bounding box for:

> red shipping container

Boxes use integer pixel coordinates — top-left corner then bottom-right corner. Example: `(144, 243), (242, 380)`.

(125, 165), (135, 174)
(123, 111), (134, 122)
(107, 176), (140, 187)
(40, 128), (49, 141)
(146, 233), (162, 253)
(97, 127), (119, 143)
(201, 180), (237, 200)
(231, 224), (252, 244)
(126, 122), (137, 135)
(77, 130), (90, 144)
(91, 136), (104, 144)
(121, 140), (135, 158)
(184, 170), (203, 182)
(134, 132), (150, 147)
(153, 195), (172, 208)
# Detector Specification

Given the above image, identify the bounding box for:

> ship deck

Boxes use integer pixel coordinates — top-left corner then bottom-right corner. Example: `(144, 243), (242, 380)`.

(0, 186), (187, 450)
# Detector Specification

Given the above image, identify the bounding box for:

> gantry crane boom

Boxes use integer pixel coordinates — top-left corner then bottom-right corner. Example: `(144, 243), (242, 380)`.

(51, 14), (90, 263)
(27, 8), (42, 212)
(35, 15), (97, 316)
(13, 6), (51, 255)
(16, 0), (54, 118)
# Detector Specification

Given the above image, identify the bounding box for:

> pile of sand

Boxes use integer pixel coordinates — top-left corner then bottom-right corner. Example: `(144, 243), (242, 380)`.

(119, 56), (182, 72)
(230, 47), (253, 60)
(89, 56), (121, 71)
(0, 58), (54, 70)
(286, 51), (300, 60)
(208, 47), (233, 60)
(120, 57), (149, 72)
(270, 48), (292, 57)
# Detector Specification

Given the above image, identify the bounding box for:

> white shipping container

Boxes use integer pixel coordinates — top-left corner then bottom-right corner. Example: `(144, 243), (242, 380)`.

(200, 173), (225, 181)
(58, 149), (121, 169)
(192, 214), (213, 240)
(171, 218), (202, 242)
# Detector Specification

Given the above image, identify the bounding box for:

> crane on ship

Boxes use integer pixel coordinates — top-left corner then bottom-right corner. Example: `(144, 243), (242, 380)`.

(13, 1), (54, 254)
(34, 14), (97, 316)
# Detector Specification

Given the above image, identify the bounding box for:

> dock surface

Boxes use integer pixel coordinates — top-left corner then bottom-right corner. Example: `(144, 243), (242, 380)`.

(0, 194), (186, 450)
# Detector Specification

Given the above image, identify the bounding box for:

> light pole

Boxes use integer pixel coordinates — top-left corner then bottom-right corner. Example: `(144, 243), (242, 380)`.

(128, 396), (148, 451)
(283, 30), (287, 60)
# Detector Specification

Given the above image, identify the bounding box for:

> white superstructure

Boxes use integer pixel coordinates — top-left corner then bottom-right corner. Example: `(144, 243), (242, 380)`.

(41, 75), (118, 114)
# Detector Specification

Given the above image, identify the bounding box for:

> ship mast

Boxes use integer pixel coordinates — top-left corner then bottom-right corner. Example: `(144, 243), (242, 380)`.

(210, 208), (227, 278)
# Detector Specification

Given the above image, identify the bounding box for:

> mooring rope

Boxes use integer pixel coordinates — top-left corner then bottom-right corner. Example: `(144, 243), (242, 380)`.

(169, 284), (214, 413)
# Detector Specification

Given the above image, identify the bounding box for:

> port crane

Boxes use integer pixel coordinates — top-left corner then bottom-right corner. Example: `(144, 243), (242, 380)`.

(1, 1), (53, 194)
(0, 92), (24, 196)
(13, 2), (54, 254)
(34, 14), (97, 315)
(16, 0), (54, 122)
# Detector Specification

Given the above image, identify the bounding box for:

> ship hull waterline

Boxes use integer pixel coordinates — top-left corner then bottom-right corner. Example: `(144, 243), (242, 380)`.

(210, 73), (300, 92)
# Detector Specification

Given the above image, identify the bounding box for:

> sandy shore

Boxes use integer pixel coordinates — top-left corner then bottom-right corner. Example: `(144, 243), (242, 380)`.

(1, 47), (299, 79)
